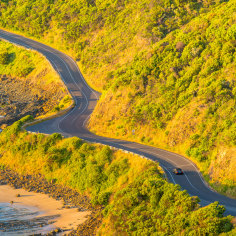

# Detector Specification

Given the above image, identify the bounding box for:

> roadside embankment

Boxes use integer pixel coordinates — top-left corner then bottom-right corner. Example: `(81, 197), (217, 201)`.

(0, 116), (234, 235)
(0, 40), (73, 129)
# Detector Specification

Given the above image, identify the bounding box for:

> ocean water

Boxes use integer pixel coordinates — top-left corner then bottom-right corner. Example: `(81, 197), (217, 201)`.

(0, 203), (53, 235)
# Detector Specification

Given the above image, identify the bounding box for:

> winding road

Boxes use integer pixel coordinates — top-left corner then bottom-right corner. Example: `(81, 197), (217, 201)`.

(0, 29), (235, 216)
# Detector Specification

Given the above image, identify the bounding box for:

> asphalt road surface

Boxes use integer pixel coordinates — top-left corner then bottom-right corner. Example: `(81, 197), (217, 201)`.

(0, 29), (235, 216)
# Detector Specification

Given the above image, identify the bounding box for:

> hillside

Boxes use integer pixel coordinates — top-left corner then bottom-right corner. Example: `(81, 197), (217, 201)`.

(0, 116), (234, 235)
(0, 0), (226, 88)
(89, 1), (236, 197)
(0, 0), (235, 196)
(0, 40), (72, 128)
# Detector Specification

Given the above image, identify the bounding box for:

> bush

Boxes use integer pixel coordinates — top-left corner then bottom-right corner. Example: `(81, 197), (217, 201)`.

(0, 120), (234, 235)
(16, 67), (34, 77)
(0, 52), (9, 64)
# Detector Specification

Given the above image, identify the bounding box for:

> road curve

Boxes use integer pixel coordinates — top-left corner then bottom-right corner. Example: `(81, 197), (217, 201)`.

(0, 29), (235, 216)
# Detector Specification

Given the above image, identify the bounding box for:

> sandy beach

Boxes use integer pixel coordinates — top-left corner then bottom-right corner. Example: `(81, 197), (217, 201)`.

(0, 184), (91, 233)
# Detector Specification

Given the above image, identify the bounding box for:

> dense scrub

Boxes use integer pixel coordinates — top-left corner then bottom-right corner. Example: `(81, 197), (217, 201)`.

(89, 1), (236, 197)
(0, 0), (226, 89)
(0, 0), (235, 195)
(0, 116), (234, 235)
(0, 40), (72, 127)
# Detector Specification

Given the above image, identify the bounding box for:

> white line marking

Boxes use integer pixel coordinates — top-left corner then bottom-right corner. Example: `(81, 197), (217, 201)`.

(66, 55), (99, 100)
(183, 173), (199, 192)
(155, 148), (210, 189)
(162, 166), (176, 184)
(83, 114), (91, 127)
(0, 34), (88, 132)
(0, 31), (210, 193)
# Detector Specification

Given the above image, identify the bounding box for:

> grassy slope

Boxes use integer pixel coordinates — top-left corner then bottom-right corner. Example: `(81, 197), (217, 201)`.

(89, 1), (236, 197)
(0, 0), (223, 89)
(0, 116), (234, 235)
(0, 40), (72, 124)
(0, 0), (235, 196)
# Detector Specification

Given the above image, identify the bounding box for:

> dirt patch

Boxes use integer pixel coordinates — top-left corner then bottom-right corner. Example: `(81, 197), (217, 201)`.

(0, 74), (66, 127)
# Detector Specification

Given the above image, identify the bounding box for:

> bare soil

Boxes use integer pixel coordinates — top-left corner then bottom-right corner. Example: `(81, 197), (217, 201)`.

(0, 73), (66, 127)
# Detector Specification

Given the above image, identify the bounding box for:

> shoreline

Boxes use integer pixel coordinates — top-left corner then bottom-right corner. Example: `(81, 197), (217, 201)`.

(0, 168), (102, 235)
(0, 184), (90, 234)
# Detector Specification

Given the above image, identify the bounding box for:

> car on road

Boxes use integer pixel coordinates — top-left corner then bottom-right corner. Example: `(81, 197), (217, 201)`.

(173, 168), (183, 175)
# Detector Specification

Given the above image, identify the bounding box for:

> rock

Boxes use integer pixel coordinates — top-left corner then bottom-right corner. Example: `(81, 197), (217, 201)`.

(0, 168), (99, 235)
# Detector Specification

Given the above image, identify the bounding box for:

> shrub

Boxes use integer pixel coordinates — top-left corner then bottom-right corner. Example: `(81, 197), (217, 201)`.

(0, 119), (234, 235)
(0, 52), (9, 64)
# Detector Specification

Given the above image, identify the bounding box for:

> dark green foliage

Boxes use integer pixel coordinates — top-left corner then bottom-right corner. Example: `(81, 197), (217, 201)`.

(0, 52), (9, 64)
(0, 0), (226, 68)
(0, 41), (36, 77)
(1, 0), (234, 168)
(16, 66), (34, 77)
(0, 118), (234, 235)
(42, 133), (63, 152)
(0, 115), (33, 138)
(92, 191), (112, 205)
(0, 0), (235, 233)
(91, 0), (236, 171)
(105, 169), (233, 235)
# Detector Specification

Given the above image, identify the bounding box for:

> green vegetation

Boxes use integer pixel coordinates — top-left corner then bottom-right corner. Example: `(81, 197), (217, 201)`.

(0, 40), (72, 124)
(0, 51), (9, 64)
(0, 40), (35, 77)
(89, 1), (236, 197)
(0, 0), (235, 197)
(0, 0), (228, 88)
(0, 39), (61, 84)
(0, 117), (234, 235)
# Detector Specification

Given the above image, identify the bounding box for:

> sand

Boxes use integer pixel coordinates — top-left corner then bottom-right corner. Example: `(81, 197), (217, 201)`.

(0, 184), (90, 233)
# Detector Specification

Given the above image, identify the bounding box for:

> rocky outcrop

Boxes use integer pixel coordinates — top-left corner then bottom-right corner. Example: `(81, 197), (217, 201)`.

(0, 168), (103, 236)
(0, 74), (67, 128)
